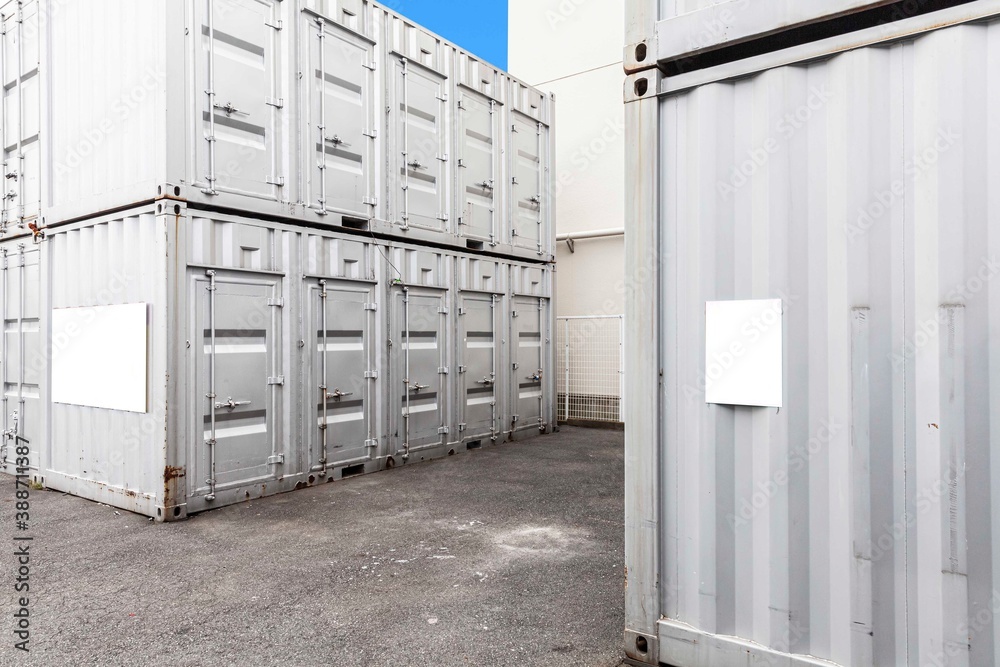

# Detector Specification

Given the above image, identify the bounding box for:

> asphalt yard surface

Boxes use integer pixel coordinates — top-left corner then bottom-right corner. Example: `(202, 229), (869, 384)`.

(1, 426), (625, 666)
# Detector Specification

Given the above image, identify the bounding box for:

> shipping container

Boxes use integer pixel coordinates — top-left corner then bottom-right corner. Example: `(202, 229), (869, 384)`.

(0, 0), (554, 262)
(624, 2), (1000, 666)
(0, 204), (555, 519)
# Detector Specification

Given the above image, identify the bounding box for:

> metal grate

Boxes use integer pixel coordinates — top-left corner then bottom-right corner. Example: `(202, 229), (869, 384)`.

(557, 316), (624, 424)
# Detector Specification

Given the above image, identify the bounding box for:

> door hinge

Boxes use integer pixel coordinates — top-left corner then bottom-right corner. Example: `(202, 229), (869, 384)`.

(268, 376), (285, 386)
(265, 97), (284, 108)
(459, 423), (466, 432)
(512, 310), (518, 318)
(458, 365), (467, 374)
(512, 415), (519, 423)
(267, 298), (284, 308)
(363, 195), (378, 207)
(438, 307), (448, 314)
(365, 370), (378, 380)
(267, 175), (285, 186)
(364, 302), (377, 311)
(363, 128), (377, 139)
(457, 158), (465, 168)
(438, 367), (449, 375)
(365, 439), (378, 449)
(438, 426), (450, 435)
(265, 18), (283, 30)
(363, 62), (376, 71)
(437, 154), (448, 162)
(458, 307), (466, 315)
(512, 363), (519, 370)
(267, 454), (285, 465)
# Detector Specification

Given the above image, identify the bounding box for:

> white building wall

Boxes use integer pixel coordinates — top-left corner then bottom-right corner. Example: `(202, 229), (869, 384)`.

(509, 0), (626, 319)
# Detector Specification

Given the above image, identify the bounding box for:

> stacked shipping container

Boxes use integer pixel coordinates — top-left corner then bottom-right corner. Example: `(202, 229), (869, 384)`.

(625, 1), (1000, 666)
(0, 0), (555, 520)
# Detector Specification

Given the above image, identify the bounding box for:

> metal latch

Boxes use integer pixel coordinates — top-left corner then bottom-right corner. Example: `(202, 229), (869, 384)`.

(213, 102), (247, 117)
(215, 398), (251, 410)
(365, 371), (379, 380)
(265, 97), (284, 108)
(364, 303), (378, 312)
(364, 439), (379, 449)
(408, 382), (430, 392)
(438, 427), (449, 435)
(268, 376), (285, 386)
(267, 298), (284, 308)
(267, 454), (285, 465)
(526, 370), (543, 383)
(327, 389), (354, 400)
(476, 378), (494, 386)
(438, 367), (449, 375)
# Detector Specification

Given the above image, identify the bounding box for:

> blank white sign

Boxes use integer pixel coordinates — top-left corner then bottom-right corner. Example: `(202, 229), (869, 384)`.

(705, 299), (783, 408)
(51, 303), (148, 413)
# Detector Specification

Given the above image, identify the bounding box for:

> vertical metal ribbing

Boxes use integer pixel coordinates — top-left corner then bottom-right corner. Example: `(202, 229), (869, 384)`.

(205, 270), (218, 501)
(14, 3), (23, 228)
(16, 244), (23, 437)
(537, 298), (544, 430)
(402, 286), (411, 460)
(0, 247), (7, 463)
(202, 0), (219, 195)
(490, 294), (498, 441)
(316, 19), (328, 216)
(535, 121), (543, 255)
(319, 280), (329, 476)
(400, 58), (409, 230)
(0, 13), (7, 237)
(489, 100), (497, 246)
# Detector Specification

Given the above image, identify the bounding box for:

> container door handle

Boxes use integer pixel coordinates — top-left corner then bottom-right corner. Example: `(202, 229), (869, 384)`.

(214, 102), (249, 117)
(326, 389), (354, 400)
(215, 397), (252, 410)
(408, 382), (430, 392)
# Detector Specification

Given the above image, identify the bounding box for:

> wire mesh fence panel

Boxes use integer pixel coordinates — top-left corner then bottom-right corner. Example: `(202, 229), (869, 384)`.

(556, 316), (624, 423)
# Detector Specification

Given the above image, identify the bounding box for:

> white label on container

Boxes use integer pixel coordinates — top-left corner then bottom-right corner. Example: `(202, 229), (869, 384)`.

(51, 303), (148, 413)
(705, 299), (783, 408)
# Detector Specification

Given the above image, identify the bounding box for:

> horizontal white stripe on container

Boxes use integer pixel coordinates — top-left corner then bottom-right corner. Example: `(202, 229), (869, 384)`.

(403, 343), (438, 351)
(467, 397), (495, 406)
(467, 342), (495, 349)
(519, 390), (542, 399)
(204, 423), (267, 440)
(403, 403), (439, 415)
(320, 342), (364, 352)
(319, 412), (364, 425)
(204, 344), (268, 355)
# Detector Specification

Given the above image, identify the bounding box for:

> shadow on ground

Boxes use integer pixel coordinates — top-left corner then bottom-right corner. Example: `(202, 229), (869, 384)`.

(1, 427), (625, 667)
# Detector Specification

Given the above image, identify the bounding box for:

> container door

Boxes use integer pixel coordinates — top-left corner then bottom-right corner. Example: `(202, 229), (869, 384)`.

(308, 17), (375, 218)
(457, 92), (497, 245)
(511, 296), (547, 433)
(511, 113), (544, 253)
(1, 0), (41, 233)
(391, 287), (447, 455)
(198, 0), (283, 199)
(194, 271), (281, 497)
(459, 293), (499, 441)
(393, 59), (449, 231)
(309, 280), (374, 469)
(0, 244), (40, 473)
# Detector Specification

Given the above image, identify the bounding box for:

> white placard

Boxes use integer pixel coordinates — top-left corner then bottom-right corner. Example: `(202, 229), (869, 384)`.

(705, 299), (783, 408)
(51, 303), (148, 413)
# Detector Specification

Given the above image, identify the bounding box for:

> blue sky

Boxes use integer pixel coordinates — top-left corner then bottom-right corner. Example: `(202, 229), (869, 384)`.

(391, 0), (508, 70)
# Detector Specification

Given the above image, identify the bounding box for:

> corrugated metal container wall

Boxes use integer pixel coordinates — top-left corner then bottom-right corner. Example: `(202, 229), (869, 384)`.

(624, 3), (1000, 667)
(8, 204), (554, 520)
(2, 0), (554, 262)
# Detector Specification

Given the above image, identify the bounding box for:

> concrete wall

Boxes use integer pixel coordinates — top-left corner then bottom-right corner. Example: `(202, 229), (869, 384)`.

(509, 0), (626, 319)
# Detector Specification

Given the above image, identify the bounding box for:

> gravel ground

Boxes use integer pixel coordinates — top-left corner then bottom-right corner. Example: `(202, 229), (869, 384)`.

(0, 427), (625, 667)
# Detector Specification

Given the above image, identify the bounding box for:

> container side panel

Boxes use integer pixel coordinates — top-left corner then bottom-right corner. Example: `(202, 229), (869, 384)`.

(650, 18), (1000, 667)
(47, 1), (166, 214)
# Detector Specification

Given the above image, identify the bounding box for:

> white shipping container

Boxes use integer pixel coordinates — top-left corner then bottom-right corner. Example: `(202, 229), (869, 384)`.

(0, 0), (554, 262)
(625, 1), (1000, 666)
(0, 203), (555, 519)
